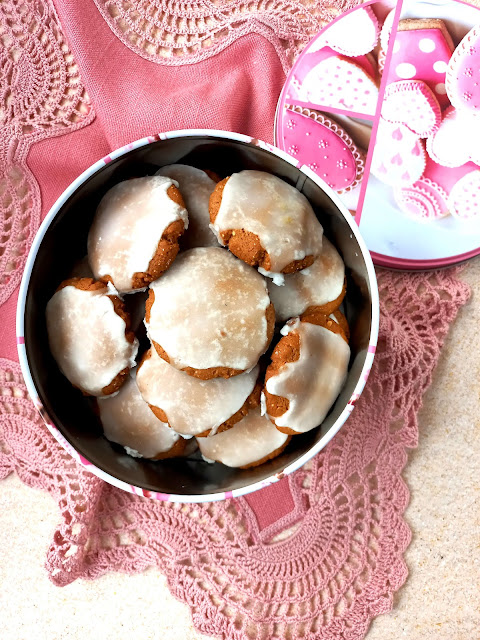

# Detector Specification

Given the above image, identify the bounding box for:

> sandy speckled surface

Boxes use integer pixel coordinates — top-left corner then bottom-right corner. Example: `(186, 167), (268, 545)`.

(1, 260), (479, 640)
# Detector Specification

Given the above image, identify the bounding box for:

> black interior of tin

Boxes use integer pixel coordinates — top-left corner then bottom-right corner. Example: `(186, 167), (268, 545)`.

(24, 135), (373, 496)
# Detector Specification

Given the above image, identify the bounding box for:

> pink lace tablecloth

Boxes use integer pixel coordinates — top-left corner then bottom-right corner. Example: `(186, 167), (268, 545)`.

(0, 1), (472, 639)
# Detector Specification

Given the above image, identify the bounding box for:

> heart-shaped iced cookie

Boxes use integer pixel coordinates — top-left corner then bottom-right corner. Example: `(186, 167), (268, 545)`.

(426, 107), (480, 167)
(446, 24), (480, 114)
(382, 80), (441, 138)
(449, 170), (480, 220)
(310, 6), (379, 57)
(371, 118), (426, 186)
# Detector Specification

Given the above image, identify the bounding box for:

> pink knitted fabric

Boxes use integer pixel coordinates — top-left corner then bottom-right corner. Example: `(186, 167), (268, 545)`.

(0, 1), (472, 639)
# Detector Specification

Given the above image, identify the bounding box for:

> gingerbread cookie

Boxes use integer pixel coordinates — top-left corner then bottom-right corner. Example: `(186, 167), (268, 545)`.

(209, 170), (323, 280)
(267, 236), (346, 323)
(46, 278), (138, 396)
(264, 313), (350, 435)
(280, 106), (364, 194)
(155, 164), (219, 249)
(388, 19), (454, 110)
(88, 176), (189, 293)
(136, 348), (261, 437)
(98, 369), (186, 459)
(145, 247), (274, 379)
(197, 407), (290, 469)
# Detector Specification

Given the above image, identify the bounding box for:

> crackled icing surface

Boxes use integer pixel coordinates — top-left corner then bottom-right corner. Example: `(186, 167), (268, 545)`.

(46, 286), (138, 396)
(146, 247), (271, 371)
(136, 349), (259, 436)
(196, 407), (288, 468)
(98, 370), (180, 458)
(266, 320), (350, 433)
(212, 170), (323, 273)
(155, 165), (218, 248)
(267, 237), (344, 322)
(88, 176), (189, 292)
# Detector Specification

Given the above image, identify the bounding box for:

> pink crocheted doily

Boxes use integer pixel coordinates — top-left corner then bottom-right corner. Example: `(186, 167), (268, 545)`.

(0, 1), (472, 638)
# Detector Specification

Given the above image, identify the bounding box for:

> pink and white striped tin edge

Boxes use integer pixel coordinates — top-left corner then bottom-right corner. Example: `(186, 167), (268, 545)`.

(16, 129), (379, 503)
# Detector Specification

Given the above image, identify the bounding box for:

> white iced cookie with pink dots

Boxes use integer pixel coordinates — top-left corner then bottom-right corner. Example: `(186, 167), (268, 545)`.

(312, 6), (379, 57)
(267, 236), (346, 323)
(98, 369), (185, 459)
(382, 80), (441, 138)
(449, 170), (480, 221)
(388, 19), (454, 110)
(446, 23), (480, 114)
(298, 55), (379, 116)
(280, 106), (364, 193)
(426, 107), (480, 167)
(371, 118), (426, 186)
(197, 407), (290, 469)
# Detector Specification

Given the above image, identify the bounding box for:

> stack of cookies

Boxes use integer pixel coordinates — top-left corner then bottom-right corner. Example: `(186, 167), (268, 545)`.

(46, 167), (350, 469)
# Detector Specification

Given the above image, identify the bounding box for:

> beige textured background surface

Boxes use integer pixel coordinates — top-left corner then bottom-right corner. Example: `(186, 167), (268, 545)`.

(1, 259), (479, 640)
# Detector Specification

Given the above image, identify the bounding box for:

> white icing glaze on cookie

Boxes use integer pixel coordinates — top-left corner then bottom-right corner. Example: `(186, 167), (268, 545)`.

(98, 369), (180, 458)
(146, 247), (271, 372)
(267, 237), (345, 322)
(136, 348), (259, 437)
(266, 320), (350, 433)
(88, 176), (189, 293)
(46, 286), (138, 396)
(155, 165), (219, 248)
(212, 170), (323, 273)
(196, 407), (288, 468)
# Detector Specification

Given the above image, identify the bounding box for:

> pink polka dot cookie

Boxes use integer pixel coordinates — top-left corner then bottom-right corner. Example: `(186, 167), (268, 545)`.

(426, 106), (480, 167)
(382, 80), (441, 138)
(280, 105), (364, 193)
(449, 170), (480, 221)
(388, 19), (454, 110)
(446, 23), (480, 114)
(312, 6), (379, 57)
(297, 54), (378, 116)
(371, 118), (426, 187)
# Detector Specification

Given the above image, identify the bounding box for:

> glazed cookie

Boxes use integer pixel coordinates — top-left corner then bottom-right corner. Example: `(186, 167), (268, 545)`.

(97, 369), (186, 459)
(313, 6), (379, 57)
(145, 247), (274, 379)
(46, 278), (138, 396)
(88, 176), (189, 293)
(264, 313), (350, 435)
(446, 23), (480, 114)
(267, 236), (346, 323)
(197, 407), (290, 469)
(136, 348), (261, 437)
(209, 170), (323, 281)
(155, 164), (220, 249)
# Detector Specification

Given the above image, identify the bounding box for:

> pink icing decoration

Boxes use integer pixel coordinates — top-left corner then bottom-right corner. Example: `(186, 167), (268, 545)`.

(388, 27), (454, 110)
(394, 178), (450, 222)
(297, 55), (378, 116)
(423, 157), (479, 194)
(319, 6), (379, 57)
(449, 170), (480, 220)
(426, 106), (480, 167)
(382, 80), (441, 138)
(371, 118), (426, 186)
(446, 24), (480, 113)
(281, 106), (363, 192)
